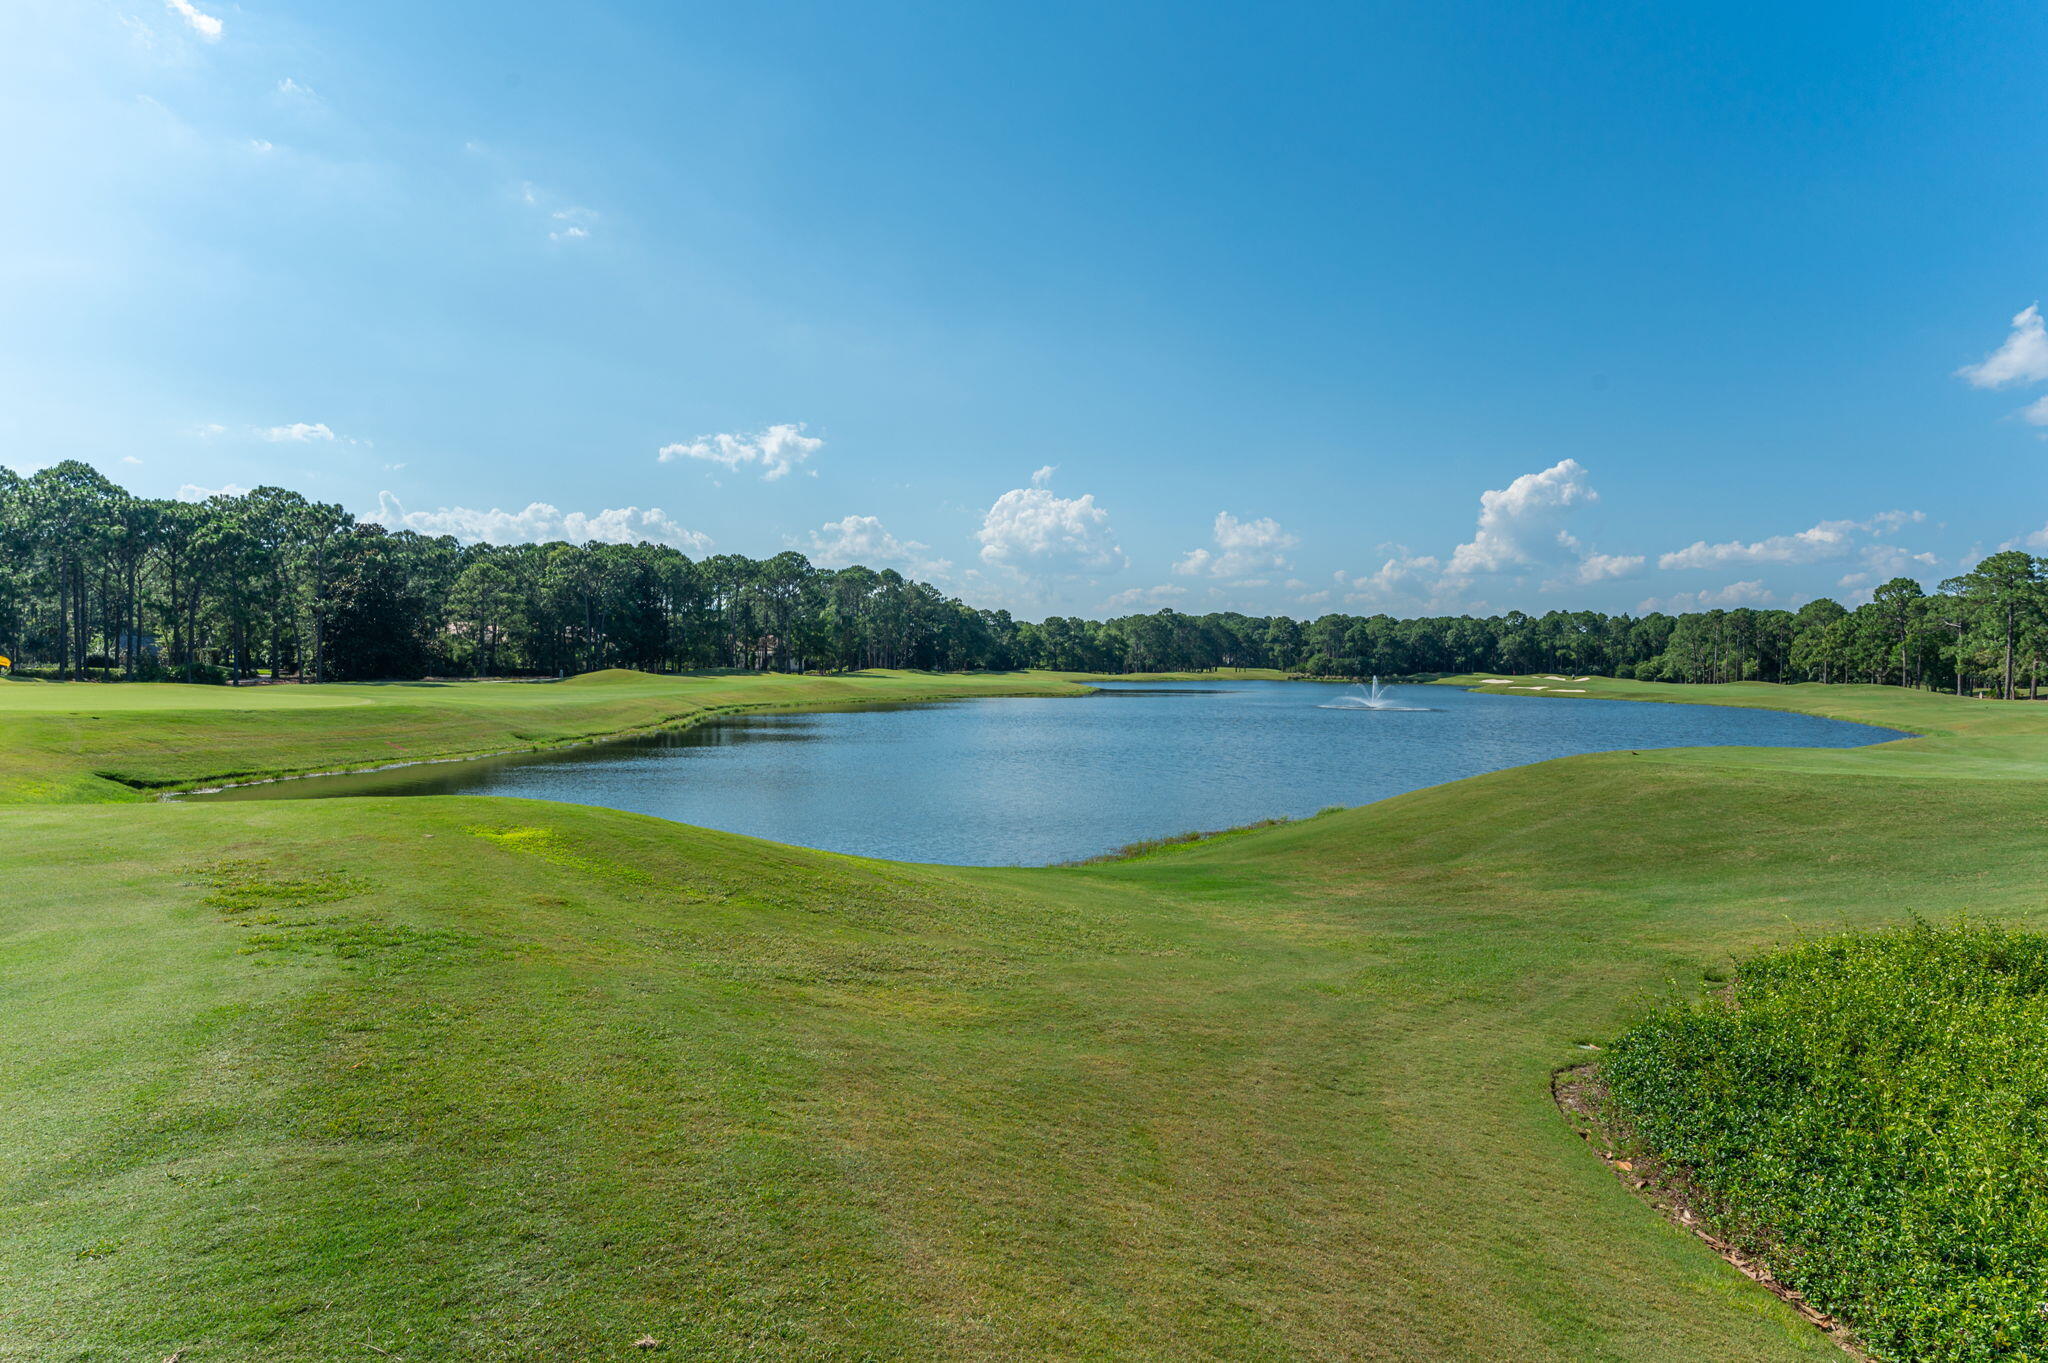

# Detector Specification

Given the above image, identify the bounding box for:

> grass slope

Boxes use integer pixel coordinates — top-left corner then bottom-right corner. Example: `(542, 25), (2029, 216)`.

(3, 672), (2045, 1360)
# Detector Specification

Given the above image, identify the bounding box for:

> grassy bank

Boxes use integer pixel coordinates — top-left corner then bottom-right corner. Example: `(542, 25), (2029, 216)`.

(4, 672), (2046, 1359)
(0, 668), (1085, 804)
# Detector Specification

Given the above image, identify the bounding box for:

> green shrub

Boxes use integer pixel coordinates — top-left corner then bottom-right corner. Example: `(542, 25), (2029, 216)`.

(1604, 920), (2048, 1362)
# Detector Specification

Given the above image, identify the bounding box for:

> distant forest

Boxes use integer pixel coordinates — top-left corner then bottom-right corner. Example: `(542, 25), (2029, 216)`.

(6, 461), (2046, 697)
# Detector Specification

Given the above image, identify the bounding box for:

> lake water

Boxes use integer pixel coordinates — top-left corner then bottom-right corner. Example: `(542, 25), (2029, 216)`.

(194, 680), (1904, 866)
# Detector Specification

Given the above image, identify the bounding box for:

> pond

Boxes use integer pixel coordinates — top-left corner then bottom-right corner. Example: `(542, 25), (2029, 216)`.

(192, 680), (1905, 866)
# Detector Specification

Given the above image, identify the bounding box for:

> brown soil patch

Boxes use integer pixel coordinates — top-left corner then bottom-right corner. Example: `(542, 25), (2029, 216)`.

(1551, 1062), (1875, 1362)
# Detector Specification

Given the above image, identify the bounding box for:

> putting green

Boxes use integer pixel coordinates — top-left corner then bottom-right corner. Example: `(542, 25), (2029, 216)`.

(3, 670), (2039, 1360)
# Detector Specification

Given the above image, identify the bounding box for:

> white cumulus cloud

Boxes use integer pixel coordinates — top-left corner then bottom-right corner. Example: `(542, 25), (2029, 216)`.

(177, 482), (250, 501)
(977, 478), (1125, 575)
(1174, 511), (1299, 578)
(1446, 459), (1598, 574)
(658, 423), (822, 481)
(370, 492), (712, 553)
(1337, 460), (1627, 608)
(802, 515), (949, 577)
(1572, 551), (1645, 583)
(1339, 554), (1450, 608)
(1958, 304), (2048, 388)
(166, 0), (222, 39)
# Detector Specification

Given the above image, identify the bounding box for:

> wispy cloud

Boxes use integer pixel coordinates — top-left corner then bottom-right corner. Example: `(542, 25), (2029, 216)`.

(1100, 583), (1188, 612)
(1958, 304), (2048, 389)
(495, 172), (600, 243)
(1855, 542), (1941, 575)
(1637, 580), (1777, 614)
(1657, 511), (1924, 570)
(260, 421), (338, 443)
(548, 206), (597, 244)
(166, 0), (222, 40)
(658, 423), (823, 481)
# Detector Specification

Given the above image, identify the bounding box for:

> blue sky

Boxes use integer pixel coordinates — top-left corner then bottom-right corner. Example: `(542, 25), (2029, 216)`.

(6, 1), (2047, 618)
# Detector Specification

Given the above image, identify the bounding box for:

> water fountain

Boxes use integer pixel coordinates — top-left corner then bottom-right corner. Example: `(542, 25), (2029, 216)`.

(1319, 676), (1434, 712)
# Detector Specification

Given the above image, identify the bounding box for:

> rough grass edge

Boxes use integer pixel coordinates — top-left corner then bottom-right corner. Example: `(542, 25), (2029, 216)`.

(1436, 673), (1937, 744)
(1059, 806), (1348, 866)
(1550, 1062), (1875, 1362)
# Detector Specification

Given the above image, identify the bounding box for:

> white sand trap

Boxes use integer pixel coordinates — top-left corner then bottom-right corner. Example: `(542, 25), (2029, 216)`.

(1508, 685), (1548, 690)
(1572, 676), (1591, 682)
(1478, 678), (1514, 684)
(1554, 688), (1587, 693)
(1538, 674), (1568, 681)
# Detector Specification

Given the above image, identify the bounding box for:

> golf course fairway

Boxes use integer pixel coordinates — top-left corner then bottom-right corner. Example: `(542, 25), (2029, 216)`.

(4, 669), (2043, 1361)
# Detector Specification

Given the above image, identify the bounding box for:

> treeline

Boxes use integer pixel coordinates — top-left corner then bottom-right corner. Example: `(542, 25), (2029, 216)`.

(4, 462), (2045, 696)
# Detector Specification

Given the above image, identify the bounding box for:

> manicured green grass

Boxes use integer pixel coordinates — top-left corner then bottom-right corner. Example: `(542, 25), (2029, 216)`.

(3, 672), (2045, 1359)
(0, 668), (1085, 803)
(1604, 921), (2048, 1362)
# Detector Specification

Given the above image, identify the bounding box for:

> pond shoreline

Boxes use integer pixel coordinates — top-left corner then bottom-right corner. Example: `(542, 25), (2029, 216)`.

(181, 677), (1908, 867)
(158, 682), (1098, 799)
